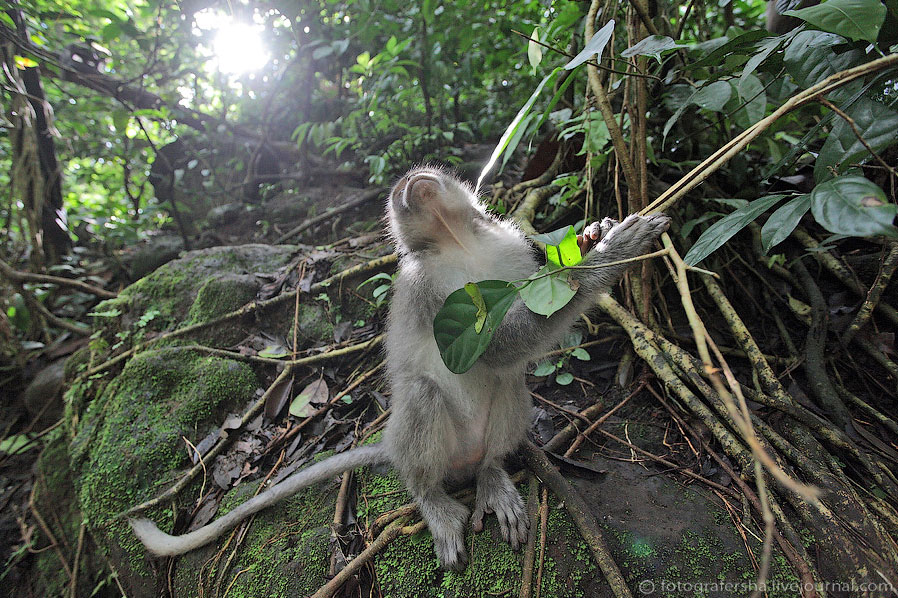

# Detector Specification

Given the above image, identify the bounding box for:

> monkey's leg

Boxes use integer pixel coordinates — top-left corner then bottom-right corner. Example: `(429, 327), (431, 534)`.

(387, 377), (471, 570)
(471, 463), (529, 549)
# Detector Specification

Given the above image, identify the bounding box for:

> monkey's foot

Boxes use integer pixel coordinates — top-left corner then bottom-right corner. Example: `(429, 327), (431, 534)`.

(418, 492), (470, 570)
(471, 466), (529, 550)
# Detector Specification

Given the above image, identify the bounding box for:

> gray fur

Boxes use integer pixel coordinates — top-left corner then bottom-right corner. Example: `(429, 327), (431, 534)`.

(383, 166), (668, 569)
(129, 166), (668, 569)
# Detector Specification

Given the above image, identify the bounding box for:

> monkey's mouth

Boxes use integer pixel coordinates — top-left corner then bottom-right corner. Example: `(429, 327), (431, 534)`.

(395, 171), (444, 212)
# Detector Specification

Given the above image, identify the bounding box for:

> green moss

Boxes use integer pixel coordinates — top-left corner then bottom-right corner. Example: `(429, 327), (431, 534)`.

(438, 521), (521, 597)
(91, 246), (299, 357)
(188, 482), (336, 597)
(289, 302), (334, 348)
(542, 499), (598, 597)
(185, 275), (258, 326)
(70, 347), (257, 585)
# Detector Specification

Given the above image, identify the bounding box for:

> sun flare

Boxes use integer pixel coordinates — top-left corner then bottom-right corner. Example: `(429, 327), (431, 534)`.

(194, 10), (269, 75)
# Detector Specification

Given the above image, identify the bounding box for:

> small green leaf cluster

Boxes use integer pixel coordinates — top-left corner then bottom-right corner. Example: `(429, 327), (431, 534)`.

(533, 331), (592, 386)
(432, 226), (584, 374)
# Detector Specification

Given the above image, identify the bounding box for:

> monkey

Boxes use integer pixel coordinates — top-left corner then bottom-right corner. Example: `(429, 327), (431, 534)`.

(765, 0), (819, 34)
(129, 166), (670, 570)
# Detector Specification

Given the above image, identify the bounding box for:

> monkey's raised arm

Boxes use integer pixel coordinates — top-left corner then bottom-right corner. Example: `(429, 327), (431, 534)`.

(130, 444), (387, 557)
(479, 214), (669, 367)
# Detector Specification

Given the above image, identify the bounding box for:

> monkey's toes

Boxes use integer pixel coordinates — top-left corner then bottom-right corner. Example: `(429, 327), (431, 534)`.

(435, 534), (468, 571)
(493, 495), (529, 550)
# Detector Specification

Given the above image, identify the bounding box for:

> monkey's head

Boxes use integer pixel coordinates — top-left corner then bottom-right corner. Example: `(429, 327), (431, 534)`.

(387, 166), (488, 254)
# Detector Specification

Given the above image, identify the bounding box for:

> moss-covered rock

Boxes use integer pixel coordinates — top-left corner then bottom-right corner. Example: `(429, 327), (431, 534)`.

(90, 244), (300, 339)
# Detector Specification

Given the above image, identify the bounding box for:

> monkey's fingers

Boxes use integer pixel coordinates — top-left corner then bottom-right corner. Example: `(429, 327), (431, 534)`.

(470, 504), (493, 533)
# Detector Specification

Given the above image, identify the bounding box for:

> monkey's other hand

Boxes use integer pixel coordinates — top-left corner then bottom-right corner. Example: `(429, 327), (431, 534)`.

(471, 467), (529, 550)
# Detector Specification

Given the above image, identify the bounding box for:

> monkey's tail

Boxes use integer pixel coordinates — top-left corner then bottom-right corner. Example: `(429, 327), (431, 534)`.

(130, 443), (388, 556)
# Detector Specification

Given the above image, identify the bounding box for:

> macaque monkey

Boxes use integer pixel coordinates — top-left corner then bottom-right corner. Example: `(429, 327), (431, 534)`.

(130, 166), (669, 569)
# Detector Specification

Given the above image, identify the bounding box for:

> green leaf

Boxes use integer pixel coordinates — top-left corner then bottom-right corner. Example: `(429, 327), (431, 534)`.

(689, 30), (772, 70)
(692, 81), (732, 112)
(0, 434), (35, 456)
(0, 12), (15, 28)
(532, 67), (579, 133)
(783, 31), (862, 88)
(785, 0), (886, 42)
(530, 226), (573, 247)
(532, 225), (582, 267)
(500, 112), (538, 171)
(684, 195), (786, 265)
(810, 176), (898, 238)
(740, 36), (785, 88)
(477, 67), (562, 191)
(555, 372), (574, 385)
(815, 96), (898, 182)
(533, 361), (556, 376)
(664, 81), (733, 141)
(112, 110), (129, 133)
(761, 194), (811, 253)
(621, 35), (686, 62)
(519, 266), (577, 317)
(564, 20), (615, 69)
(358, 272), (393, 289)
(528, 27), (543, 69)
(433, 280), (519, 374)
(735, 74), (766, 125)
(571, 348), (591, 361)
(258, 344), (289, 358)
(584, 112), (611, 154)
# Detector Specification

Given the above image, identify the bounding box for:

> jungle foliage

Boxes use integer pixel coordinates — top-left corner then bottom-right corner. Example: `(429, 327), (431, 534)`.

(3, 0), (898, 595)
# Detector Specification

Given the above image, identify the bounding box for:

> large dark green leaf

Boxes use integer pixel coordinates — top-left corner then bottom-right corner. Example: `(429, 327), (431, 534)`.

(785, 0), (886, 42)
(664, 81), (732, 141)
(761, 194), (811, 253)
(692, 81), (732, 111)
(782, 30), (863, 88)
(740, 35), (788, 88)
(688, 30), (772, 70)
(684, 195), (786, 265)
(815, 96), (898, 182)
(810, 176), (898, 238)
(734, 74), (766, 126)
(519, 266), (577, 317)
(433, 280), (519, 374)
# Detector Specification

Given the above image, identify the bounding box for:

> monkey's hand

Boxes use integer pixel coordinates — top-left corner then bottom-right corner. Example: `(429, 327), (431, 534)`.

(590, 213), (669, 260)
(576, 218), (618, 254)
